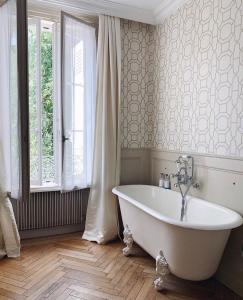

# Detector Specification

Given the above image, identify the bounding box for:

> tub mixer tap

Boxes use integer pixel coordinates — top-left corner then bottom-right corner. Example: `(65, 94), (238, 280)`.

(171, 155), (199, 221)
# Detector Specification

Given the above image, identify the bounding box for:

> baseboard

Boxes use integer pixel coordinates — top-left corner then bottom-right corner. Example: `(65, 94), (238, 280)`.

(19, 224), (84, 239)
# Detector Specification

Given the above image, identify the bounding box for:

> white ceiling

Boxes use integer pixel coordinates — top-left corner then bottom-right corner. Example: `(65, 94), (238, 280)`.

(88, 0), (187, 23)
(105, 0), (163, 11)
(29, 0), (186, 24)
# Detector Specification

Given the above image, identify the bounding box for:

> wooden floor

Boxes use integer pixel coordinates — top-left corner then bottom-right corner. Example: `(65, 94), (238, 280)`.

(0, 233), (241, 300)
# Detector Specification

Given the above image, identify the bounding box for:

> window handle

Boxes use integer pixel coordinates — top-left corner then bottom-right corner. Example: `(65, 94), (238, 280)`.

(62, 135), (70, 142)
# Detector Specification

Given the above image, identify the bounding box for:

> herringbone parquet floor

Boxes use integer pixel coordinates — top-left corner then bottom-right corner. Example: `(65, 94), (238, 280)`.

(0, 233), (241, 300)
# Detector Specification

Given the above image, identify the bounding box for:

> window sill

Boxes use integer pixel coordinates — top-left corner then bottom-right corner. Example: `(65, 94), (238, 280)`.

(30, 185), (91, 193)
(30, 185), (61, 193)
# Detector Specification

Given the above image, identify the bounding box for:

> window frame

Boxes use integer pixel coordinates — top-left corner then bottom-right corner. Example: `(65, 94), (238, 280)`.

(28, 12), (96, 193)
(61, 11), (97, 191)
(28, 17), (62, 191)
(17, 0), (30, 201)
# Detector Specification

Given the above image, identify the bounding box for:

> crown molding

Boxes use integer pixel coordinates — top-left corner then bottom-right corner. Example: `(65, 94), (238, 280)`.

(28, 0), (156, 25)
(28, 0), (190, 25)
(154, 0), (188, 23)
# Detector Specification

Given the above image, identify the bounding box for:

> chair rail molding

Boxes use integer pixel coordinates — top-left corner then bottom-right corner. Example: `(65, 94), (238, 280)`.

(151, 149), (243, 174)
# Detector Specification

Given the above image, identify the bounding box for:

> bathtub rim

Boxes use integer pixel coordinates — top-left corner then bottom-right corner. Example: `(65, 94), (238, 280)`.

(112, 185), (243, 231)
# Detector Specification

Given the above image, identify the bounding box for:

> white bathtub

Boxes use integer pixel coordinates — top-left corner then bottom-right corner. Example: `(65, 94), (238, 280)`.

(112, 185), (243, 284)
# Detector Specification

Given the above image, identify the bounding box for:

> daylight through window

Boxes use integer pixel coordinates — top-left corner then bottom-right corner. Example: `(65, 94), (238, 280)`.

(28, 18), (60, 188)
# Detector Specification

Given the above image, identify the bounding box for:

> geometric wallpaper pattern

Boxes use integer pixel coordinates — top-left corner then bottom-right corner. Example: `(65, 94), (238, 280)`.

(153, 0), (243, 157)
(121, 0), (243, 157)
(121, 19), (155, 148)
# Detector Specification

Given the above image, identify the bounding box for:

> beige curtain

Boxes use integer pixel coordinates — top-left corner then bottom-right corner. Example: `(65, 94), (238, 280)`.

(83, 15), (121, 244)
(0, 0), (20, 259)
(0, 194), (20, 259)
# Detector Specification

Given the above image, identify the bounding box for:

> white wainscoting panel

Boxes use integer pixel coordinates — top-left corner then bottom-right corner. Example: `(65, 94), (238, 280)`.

(151, 149), (243, 215)
(121, 148), (150, 185)
(120, 148), (243, 296)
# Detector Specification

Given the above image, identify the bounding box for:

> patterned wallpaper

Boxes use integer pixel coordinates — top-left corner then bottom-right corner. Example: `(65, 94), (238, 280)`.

(121, 19), (154, 148)
(153, 0), (243, 157)
(121, 0), (243, 157)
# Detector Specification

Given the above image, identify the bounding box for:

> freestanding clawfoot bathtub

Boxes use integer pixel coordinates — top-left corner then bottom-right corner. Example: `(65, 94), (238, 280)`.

(112, 185), (243, 290)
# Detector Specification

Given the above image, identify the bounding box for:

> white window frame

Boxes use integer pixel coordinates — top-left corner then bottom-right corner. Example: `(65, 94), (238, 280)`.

(28, 14), (96, 193)
(29, 17), (62, 192)
(61, 12), (96, 191)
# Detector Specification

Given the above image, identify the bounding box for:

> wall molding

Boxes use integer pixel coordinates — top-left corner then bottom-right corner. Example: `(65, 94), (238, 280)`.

(28, 0), (191, 25)
(121, 148), (151, 185)
(154, 0), (188, 23)
(28, 0), (156, 24)
(150, 149), (243, 215)
(121, 148), (243, 214)
(151, 149), (243, 174)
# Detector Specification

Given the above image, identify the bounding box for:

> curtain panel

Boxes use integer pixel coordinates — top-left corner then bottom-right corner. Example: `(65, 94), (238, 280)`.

(83, 15), (121, 244)
(0, 0), (21, 259)
(61, 12), (97, 191)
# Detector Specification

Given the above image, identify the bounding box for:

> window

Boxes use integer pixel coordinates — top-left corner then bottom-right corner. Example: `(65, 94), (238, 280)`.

(62, 13), (96, 190)
(28, 18), (61, 189)
(28, 15), (96, 191)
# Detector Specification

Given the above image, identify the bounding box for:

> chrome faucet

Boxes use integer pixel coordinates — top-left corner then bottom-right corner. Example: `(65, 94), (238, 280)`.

(172, 155), (199, 221)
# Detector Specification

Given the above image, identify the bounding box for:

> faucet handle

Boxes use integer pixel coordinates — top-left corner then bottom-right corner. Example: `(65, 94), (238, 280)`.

(192, 182), (200, 189)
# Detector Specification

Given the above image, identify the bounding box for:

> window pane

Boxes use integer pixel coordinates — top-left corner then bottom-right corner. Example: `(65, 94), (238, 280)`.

(74, 85), (84, 131)
(73, 131), (83, 177)
(28, 22), (40, 184)
(74, 41), (84, 85)
(41, 21), (55, 184)
(28, 19), (59, 188)
(62, 14), (96, 190)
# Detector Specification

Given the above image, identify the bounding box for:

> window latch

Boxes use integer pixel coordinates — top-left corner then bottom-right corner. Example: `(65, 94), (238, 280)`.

(62, 135), (69, 142)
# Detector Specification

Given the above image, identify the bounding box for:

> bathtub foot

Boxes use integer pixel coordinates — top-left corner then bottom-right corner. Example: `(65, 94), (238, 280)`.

(122, 225), (133, 256)
(154, 250), (170, 291)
